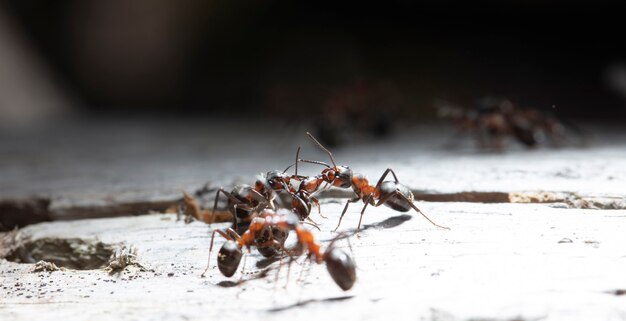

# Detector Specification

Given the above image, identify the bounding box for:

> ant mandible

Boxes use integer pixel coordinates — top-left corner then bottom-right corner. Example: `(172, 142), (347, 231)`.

(208, 208), (357, 291)
(299, 132), (450, 232)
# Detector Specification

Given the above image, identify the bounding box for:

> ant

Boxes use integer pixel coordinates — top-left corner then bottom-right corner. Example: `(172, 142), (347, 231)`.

(284, 147), (325, 222)
(183, 192), (289, 259)
(207, 146), (325, 230)
(208, 208), (357, 291)
(180, 148), (306, 232)
(439, 97), (581, 149)
(183, 147), (325, 269)
(298, 132), (450, 232)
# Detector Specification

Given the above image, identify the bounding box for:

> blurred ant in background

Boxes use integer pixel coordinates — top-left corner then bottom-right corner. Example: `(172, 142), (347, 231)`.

(438, 97), (585, 150)
(206, 208), (357, 291)
(298, 133), (450, 232)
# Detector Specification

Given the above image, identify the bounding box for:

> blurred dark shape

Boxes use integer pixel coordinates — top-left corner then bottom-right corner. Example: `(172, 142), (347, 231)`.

(438, 97), (584, 150)
(605, 63), (626, 101)
(311, 77), (399, 147)
(0, 7), (71, 129)
(1, 0), (625, 126)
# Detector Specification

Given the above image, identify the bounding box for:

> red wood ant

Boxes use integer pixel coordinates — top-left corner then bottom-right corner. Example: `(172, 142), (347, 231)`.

(207, 208), (357, 291)
(299, 132), (450, 232)
(183, 192), (289, 259)
(439, 97), (579, 149)
(183, 148), (324, 274)
(205, 147), (323, 230)
(180, 152), (303, 231)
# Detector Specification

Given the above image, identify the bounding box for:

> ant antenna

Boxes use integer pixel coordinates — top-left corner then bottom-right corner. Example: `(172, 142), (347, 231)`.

(295, 146), (300, 176)
(282, 146), (302, 173)
(283, 163), (296, 172)
(298, 159), (331, 168)
(306, 132), (337, 168)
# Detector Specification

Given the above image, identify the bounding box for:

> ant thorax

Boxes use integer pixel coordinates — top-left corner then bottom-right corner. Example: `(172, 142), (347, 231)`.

(351, 173), (377, 199)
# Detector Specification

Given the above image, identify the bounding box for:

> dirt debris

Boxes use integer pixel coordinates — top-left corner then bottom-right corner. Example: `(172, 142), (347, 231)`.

(32, 260), (64, 272)
(105, 245), (151, 275)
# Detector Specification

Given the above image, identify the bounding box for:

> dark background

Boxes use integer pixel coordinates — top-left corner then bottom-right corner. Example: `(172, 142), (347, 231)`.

(1, 0), (626, 123)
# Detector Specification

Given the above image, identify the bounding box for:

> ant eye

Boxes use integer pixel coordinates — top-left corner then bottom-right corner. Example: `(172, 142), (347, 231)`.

(268, 180), (275, 185)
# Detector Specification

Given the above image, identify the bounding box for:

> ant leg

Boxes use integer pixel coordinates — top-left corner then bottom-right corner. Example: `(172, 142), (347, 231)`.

(284, 255), (297, 289)
(296, 256), (310, 286)
(232, 204), (240, 232)
(274, 248), (286, 291)
(374, 168), (400, 187)
(201, 229), (232, 277)
(334, 197), (361, 232)
(356, 195), (377, 232)
(303, 218), (321, 231)
(249, 189), (269, 207)
(311, 196), (326, 219)
(239, 253), (248, 281)
(225, 228), (245, 244)
(386, 192), (450, 230)
(211, 188), (244, 225)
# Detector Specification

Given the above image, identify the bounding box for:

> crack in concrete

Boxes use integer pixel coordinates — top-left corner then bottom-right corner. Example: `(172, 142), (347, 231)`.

(1, 189), (624, 231)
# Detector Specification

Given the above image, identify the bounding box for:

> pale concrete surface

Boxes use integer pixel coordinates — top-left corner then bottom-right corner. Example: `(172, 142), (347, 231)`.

(1, 119), (626, 320)
(1, 200), (625, 321)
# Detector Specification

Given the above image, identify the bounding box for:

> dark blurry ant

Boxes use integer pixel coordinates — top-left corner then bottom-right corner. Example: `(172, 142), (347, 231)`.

(439, 97), (580, 149)
(298, 132), (450, 232)
(207, 208), (357, 291)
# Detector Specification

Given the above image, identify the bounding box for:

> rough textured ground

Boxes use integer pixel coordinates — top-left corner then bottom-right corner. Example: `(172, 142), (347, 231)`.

(1, 120), (626, 320)
(1, 203), (625, 321)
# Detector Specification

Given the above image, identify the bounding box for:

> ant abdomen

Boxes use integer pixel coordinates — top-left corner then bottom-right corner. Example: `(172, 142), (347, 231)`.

(378, 181), (414, 212)
(325, 248), (357, 291)
(217, 240), (243, 277)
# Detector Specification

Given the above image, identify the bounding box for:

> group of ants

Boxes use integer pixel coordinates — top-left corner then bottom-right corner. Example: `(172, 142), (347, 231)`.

(177, 100), (579, 291)
(179, 133), (450, 291)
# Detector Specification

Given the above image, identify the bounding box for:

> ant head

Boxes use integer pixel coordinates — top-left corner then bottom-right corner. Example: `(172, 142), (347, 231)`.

(217, 240), (243, 277)
(323, 165), (353, 188)
(325, 247), (357, 291)
(255, 226), (288, 258)
(264, 170), (291, 191)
